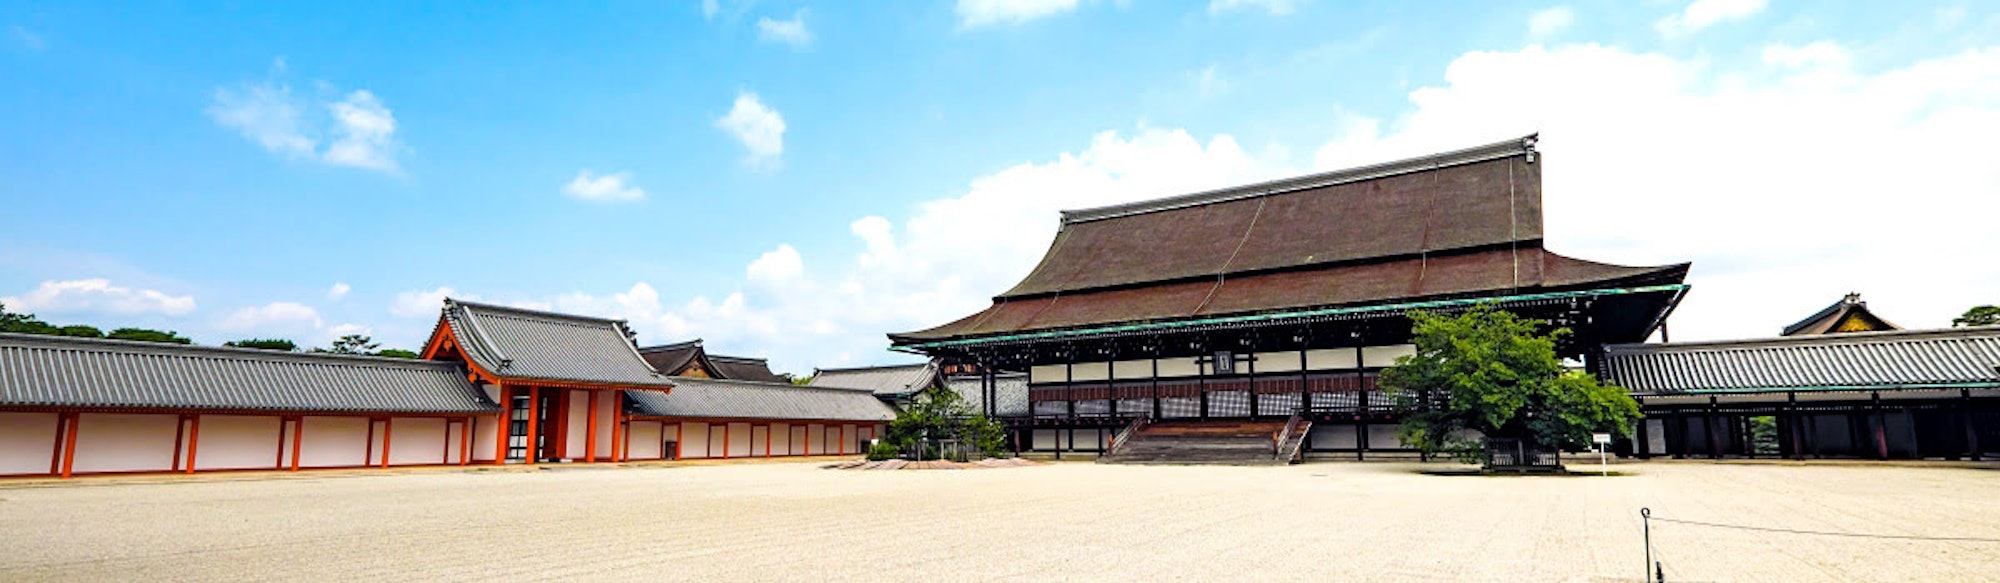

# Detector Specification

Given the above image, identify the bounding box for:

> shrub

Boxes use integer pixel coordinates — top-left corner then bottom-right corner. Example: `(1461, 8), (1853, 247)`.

(866, 441), (901, 461)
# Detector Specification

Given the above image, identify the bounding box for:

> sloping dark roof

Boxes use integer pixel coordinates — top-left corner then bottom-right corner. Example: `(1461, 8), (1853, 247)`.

(625, 378), (896, 422)
(808, 362), (941, 397)
(892, 136), (1689, 345)
(637, 340), (704, 376)
(0, 332), (497, 413)
(1782, 293), (1903, 336)
(1603, 327), (2000, 394)
(709, 355), (787, 383)
(442, 300), (675, 387)
(637, 339), (788, 382)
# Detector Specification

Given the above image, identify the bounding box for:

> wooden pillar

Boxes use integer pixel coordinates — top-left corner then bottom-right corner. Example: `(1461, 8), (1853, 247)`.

(1788, 392), (1803, 461)
(460, 417), (472, 466)
(276, 417), (290, 469)
(291, 417), (305, 471)
(49, 412), (70, 476)
(184, 414), (202, 474)
(1298, 343), (1311, 413)
(723, 422), (732, 459)
(1197, 357), (1209, 420)
(381, 417), (394, 468)
(494, 384), (511, 465)
(613, 402), (626, 462)
(675, 422), (684, 460)
(1963, 388), (1981, 461)
(1150, 357), (1161, 420)
(1872, 391), (1888, 460)
(586, 390), (601, 463)
(1355, 345), (1366, 461)
(1107, 356), (1118, 419)
(1707, 397), (1722, 460)
(60, 413), (79, 479)
(1064, 361), (1076, 422)
(1636, 409), (1652, 459)
(170, 414), (187, 472)
(525, 386), (541, 463)
(766, 424), (773, 458)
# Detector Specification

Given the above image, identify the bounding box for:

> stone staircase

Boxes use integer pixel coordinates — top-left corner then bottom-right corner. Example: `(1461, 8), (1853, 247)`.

(1099, 419), (1304, 465)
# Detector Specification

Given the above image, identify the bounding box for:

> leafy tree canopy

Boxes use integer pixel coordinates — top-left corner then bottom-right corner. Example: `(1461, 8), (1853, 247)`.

(105, 328), (192, 344)
(1953, 305), (2000, 327)
(1381, 306), (1639, 463)
(225, 338), (298, 351)
(0, 302), (60, 335)
(58, 325), (104, 338)
(316, 334), (380, 355)
(884, 384), (1006, 459)
(373, 348), (419, 359)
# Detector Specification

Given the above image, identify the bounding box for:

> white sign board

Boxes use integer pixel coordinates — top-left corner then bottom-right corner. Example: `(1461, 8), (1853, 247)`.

(1592, 433), (1612, 445)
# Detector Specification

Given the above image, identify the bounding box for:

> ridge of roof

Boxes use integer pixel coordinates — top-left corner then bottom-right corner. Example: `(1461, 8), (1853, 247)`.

(1608, 325), (2000, 353)
(637, 339), (702, 353)
(708, 354), (769, 364)
(446, 298), (630, 326)
(0, 331), (465, 369)
(665, 375), (876, 394)
(1061, 134), (1537, 224)
(812, 362), (932, 373)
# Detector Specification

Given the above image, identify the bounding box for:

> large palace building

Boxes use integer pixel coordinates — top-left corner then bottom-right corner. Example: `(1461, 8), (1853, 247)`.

(892, 136), (1692, 458)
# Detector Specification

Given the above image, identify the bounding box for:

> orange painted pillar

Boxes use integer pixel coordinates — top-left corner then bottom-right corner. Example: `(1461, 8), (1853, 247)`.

(723, 423), (731, 459)
(524, 387), (541, 463)
(381, 417), (394, 468)
(586, 390), (600, 463)
(184, 415), (202, 474)
(60, 413), (79, 479)
(494, 384), (511, 465)
(460, 417), (472, 465)
(675, 423), (683, 460)
(765, 424), (772, 458)
(291, 417), (304, 471)
(49, 412), (69, 476)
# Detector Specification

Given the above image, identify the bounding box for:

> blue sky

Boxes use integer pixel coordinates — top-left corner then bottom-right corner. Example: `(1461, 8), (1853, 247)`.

(4, 0), (1998, 375)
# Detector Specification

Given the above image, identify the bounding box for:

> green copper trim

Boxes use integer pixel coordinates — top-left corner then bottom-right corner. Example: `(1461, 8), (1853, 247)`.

(896, 284), (1689, 351)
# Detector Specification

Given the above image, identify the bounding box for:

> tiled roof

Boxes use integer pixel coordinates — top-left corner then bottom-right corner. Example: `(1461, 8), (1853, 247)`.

(808, 362), (940, 397)
(1781, 293), (1903, 336)
(0, 332), (497, 413)
(637, 339), (788, 382)
(626, 378), (895, 422)
(443, 300), (675, 388)
(1603, 327), (2000, 394)
(709, 355), (788, 383)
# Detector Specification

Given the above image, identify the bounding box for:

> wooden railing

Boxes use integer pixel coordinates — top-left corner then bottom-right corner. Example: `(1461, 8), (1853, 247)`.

(1107, 415), (1150, 457)
(1273, 413), (1304, 460)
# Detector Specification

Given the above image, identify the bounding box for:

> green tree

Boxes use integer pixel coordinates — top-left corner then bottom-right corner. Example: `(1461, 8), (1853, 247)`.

(316, 334), (380, 355)
(105, 327), (192, 344)
(57, 325), (105, 338)
(884, 384), (1007, 459)
(0, 302), (59, 335)
(1953, 305), (2000, 327)
(225, 338), (298, 351)
(373, 348), (420, 359)
(1381, 306), (1639, 463)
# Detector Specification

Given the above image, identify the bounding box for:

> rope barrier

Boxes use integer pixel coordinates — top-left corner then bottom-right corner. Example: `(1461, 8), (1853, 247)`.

(1650, 515), (2000, 543)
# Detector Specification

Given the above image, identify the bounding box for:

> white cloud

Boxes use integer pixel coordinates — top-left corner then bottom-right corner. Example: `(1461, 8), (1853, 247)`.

(1762, 41), (1849, 70)
(1528, 6), (1575, 39)
(1209, 0), (1304, 16)
(747, 244), (805, 284)
(207, 74), (403, 173)
(3, 279), (195, 316)
(327, 282), (351, 301)
(321, 90), (401, 172)
(1194, 65), (1230, 99)
(220, 302), (321, 331)
(324, 323), (372, 342)
(715, 91), (786, 168)
(562, 170), (647, 202)
(703, 0), (721, 20)
(758, 8), (814, 47)
(956, 0), (1080, 28)
(1656, 0), (1767, 37)
(1307, 43), (2000, 341)
(391, 286), (466, 318)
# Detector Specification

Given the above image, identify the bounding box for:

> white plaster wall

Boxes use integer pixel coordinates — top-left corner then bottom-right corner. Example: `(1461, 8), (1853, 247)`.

(471, 415), (500, 463)
(1069, 362), (1110, 382)
(1029, 365), (1067, 384)
(807, 423), (826, 454)
(770, 423), (792, 455)
(727, 423), (752, 458)
(681, 422), (709, 458)
(597, 393), (617, 459)
(1304, 349), (1358, 370)
(706, 424), (728, 458)
(1155, 357), (1201, 378)
(1254, 351), (1304, 373)
(1311, 424), (1356, 449)
(71, 413), (178, 474)
(749, 425), (769, 457)
(299, 416), (370, 468)
(562, 391), (589, 459)
(1362, 344), (1417, 368)
(1032, 429), (1058, 450)
(194, 415), (283, 470)
(1111, 359), (1152, 379)
(387, 417), (448, 466)
(626, 421), (662, 460)
(0, 412), (59, 475)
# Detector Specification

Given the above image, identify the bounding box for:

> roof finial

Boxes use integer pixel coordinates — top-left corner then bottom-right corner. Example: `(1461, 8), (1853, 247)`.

(1522, 135), (1538, 164)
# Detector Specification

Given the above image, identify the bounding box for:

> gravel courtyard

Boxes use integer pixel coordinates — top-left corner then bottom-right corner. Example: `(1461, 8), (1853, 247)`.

(3, 460), (1997, 581)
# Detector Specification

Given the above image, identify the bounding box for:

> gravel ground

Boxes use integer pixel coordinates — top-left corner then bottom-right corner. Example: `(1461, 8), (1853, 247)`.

(2, 460), (1997, 581)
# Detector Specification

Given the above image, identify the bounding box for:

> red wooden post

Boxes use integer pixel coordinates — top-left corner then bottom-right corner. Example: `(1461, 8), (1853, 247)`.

(494, 384), (511, 465)
(460, 417), (472, 465)
(170, 414), (187, 472)
(765, 424), (772, 458)
(291, 417), (304, 471)
(60, 413), (79, 479)
(364, 418), (376, 466)
(49, 412), (69, 476)
(381, 417), (394, 468)
(184, 414), (202, 474)
(276, 418), (289, 469)
(525, 387), (541, 463)
(675, 422), (684, 460)
(723, 422), (731, 459)
(586, 390), (600, 463)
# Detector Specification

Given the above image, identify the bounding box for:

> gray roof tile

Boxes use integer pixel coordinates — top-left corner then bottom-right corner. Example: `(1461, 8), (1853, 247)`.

(0, 332), (497, 413)
(444, 300), (675, 387)
(1604, 326), (2000, 394)
(626, 377), (895, 422)
(807, 362), (939, 396)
